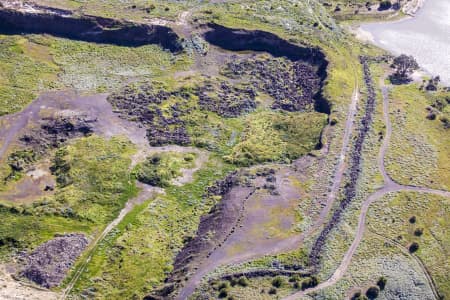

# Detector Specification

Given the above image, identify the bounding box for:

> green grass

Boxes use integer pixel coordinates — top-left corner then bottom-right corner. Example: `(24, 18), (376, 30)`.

(33, 0), (196, 21)
(0, 135), (137, 257)
(133, 152), (197, 187)
(227, 111), (327, 166)
(70, 156), (235, 299)
(0, 35), (60, 116)
(42, 35), (192, 92)
(0, 205), (93, 258)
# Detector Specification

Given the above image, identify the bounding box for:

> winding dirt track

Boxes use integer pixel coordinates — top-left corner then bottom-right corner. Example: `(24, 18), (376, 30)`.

(175, 84), (361, 299)
(283, 80), (450, 300)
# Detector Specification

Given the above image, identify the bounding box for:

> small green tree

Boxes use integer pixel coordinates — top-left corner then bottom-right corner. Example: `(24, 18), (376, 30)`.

(391, 55), (419, 82)
(379, 0), (392, 10)
(237, 277), (249, 287)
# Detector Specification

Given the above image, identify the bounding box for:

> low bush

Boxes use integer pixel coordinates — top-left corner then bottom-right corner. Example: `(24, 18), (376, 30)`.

(376, 276), (387, 290)
(366, 286), (380, 299)
(272, 276), (284, 288)
(409, 242), (419, 253)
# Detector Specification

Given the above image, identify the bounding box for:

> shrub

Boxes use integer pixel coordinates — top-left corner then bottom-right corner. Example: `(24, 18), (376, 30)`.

(426, 112), (436, 120)
(301, 276), (319, 290)
(414, 228), (423, 236)
(218, 289), (228, 298)
(366, 286), (380, 299)
(229, 277), (238, 287)
(268, 287), (277, 295)
(351, 290), (369, 300)
(378, 0), (392, 10)
(409, 216), (416, 224)
(376, 277), (387, 290)
(237, 277), (249, 287)
(409, 242), (419, 253)
(272, 276), (284, 288)
(218, 282), (229, 290)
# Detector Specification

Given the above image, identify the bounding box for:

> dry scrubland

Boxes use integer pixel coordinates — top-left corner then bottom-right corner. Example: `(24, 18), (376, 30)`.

(385, 85), (450, 190)
(0, 0), (448, 299)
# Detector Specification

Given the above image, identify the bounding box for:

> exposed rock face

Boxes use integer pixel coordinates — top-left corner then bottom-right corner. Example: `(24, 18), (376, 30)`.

(20, 115), (95, 153)
(198, 80), (257, 117)
(203, 23), (330, 114)
(107, 83), (191, 146)
(221, 56), (320, 112)
(19, 234), (89, 288)
(0, 6), (182, 51)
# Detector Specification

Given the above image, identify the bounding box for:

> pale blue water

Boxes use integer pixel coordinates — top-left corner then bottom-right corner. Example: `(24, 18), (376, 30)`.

(361, 0), (450, 85)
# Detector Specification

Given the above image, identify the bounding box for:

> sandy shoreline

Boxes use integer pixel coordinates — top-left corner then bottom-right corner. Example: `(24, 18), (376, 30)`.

(402, 0), (426, 16)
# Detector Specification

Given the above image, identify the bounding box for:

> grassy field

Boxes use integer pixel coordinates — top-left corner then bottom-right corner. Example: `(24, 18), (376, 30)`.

(227, 111), (327, 166)
(71, 156), (235, 299)
(0, 135), (137, 258)
(0, 35), (59, 116)
(385, 84), (450, 190)
(0, 33), (191, 115)
(33, 0), (196, 21)
(367, 191), (449, 299)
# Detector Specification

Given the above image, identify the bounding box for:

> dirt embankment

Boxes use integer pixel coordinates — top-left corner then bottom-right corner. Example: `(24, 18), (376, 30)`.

(0, 4), (182, 51)
(203, 23), (330, 114)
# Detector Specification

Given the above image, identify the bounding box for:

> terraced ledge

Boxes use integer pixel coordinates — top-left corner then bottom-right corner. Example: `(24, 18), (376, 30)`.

(0, 2), (182, 51)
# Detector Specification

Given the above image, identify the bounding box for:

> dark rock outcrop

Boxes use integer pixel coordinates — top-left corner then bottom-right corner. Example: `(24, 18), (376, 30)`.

(19, 233), (89, 288)
(203, 23), (330, 114)
(308, 56), (377, 268)
(20, 115), (96, 153)
(0, 7), (182, 51)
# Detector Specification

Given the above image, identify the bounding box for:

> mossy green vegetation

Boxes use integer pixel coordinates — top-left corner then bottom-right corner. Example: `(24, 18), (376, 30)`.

(47, 135), (137, 224)
(0, 135), (137, 256)
(40, 35), (191, 92)
(0, 35), (59, 116)
(71, 156), (235, 299)
(227, 111), (327, 166)
(0, 33), (191, 115)
(133, 152), (197, 187)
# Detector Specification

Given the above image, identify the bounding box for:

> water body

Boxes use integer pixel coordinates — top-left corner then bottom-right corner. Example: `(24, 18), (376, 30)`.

(360, 0), (450, 85)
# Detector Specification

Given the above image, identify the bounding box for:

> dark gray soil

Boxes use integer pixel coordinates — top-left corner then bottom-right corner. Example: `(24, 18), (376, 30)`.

(19, 233), (88, 288)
